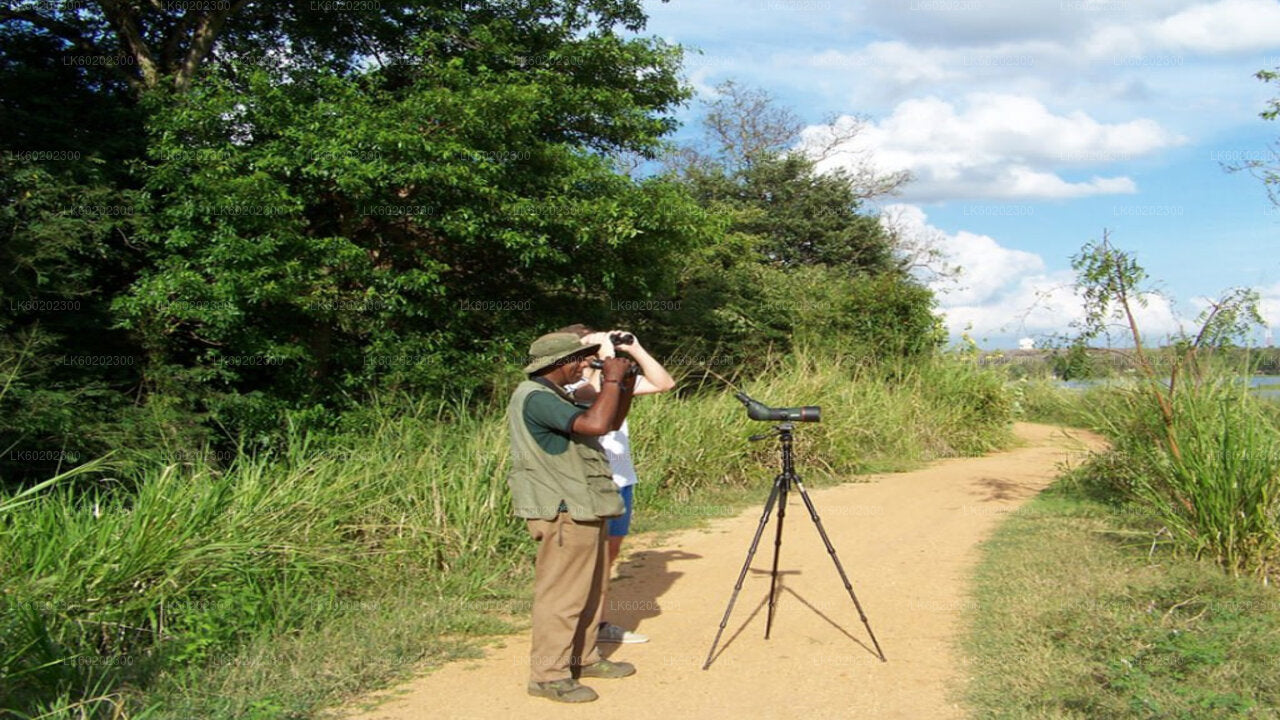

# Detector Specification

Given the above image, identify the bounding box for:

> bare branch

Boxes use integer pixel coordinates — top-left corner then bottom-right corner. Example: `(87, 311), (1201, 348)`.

(702, 81), (802, 170)
(96, 0), (161, 88)
(878, 204), (959, 284)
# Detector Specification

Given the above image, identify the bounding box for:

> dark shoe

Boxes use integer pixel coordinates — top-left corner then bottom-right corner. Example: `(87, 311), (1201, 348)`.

(527, 678), (598, 703)
(579, 659), (636, 679)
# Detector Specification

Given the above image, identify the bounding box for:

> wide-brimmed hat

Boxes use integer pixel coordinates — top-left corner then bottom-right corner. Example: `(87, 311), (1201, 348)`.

(523, 332), (600, 375)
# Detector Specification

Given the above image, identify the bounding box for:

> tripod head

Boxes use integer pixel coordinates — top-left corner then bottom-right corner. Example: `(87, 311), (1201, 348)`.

(749, 423), (794, 442)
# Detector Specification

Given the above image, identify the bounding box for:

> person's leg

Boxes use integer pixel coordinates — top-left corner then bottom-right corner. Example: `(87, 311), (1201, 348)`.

(598, 485), (632, 623)
(597, 485), (649, 643)
(528, 513), (607, 684)
(578, 517), (636, 679)
(607, 534), (623, 566)
(577, 518), (609, 669)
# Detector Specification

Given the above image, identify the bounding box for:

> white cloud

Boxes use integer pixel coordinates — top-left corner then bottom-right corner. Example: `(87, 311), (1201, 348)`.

(1257, 281), (1280, 332)
(807, 94), (1183, 201)
(886, 203), (1045, 304)
(1153, 0), (1280, 54)
(885, 204), (1185, 344)
(856, 0), (1106, 45)
(938, 261), (1186, 345)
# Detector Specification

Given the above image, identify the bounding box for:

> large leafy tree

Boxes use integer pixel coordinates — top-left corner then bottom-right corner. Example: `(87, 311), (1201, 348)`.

(1, 1), (714, 474)
(122, 46), (709, 424)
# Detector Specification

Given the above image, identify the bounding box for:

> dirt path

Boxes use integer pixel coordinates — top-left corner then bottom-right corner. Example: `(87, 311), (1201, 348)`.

(342, 423), (1105, 720)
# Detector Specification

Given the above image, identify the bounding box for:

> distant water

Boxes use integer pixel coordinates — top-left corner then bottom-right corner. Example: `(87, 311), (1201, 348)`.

(1252, 376), (1280, 398)
(1059, 376), (1280, 399)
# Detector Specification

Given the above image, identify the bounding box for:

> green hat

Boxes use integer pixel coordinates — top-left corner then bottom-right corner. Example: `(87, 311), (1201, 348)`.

(523, 332), (600, 375)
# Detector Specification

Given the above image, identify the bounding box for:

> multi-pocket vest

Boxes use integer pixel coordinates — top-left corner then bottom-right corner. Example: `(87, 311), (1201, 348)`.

(506, 380), (624, 521)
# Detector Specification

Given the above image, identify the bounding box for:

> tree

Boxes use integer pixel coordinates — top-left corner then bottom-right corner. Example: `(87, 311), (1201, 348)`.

(1229, 68), (1280, 204)
(1, 1), (660, 93)
(647, 81), (942, 365)
(1070, 232), (1264, 460)
(1, 0), (716, 474)
(672, 82), (906, 274)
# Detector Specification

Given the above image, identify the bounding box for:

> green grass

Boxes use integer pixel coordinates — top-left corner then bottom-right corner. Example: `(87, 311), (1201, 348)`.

(964, 480), (1280, 719)
(1012, 372), (1280, 577)
(1, 350), (1014, 719)
(629, 351), (1014, 532)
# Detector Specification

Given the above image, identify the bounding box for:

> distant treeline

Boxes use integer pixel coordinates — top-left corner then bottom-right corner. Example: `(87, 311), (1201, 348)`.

(980, 346), (1280, 377)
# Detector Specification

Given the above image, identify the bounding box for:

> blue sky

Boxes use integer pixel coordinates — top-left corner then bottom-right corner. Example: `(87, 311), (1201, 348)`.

(640, 0), (1280, 349)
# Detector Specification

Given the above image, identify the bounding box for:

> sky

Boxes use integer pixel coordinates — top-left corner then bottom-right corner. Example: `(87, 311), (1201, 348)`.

(639, 0), (1280, 349)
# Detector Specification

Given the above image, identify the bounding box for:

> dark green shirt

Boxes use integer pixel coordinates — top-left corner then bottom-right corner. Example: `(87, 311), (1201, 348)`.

(522, 385), (585, 455)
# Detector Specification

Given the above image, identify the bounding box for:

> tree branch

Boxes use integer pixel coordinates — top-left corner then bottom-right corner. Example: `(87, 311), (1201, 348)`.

(161, 10), (199, 77)
(96, 0), (161, 89)
(0, 8), (94, 52)
(174, 0), (251, 92)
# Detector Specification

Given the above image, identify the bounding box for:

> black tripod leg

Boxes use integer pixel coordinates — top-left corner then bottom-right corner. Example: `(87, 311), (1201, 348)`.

(702, 475), (783, 670)
(764, 474), (789, 640)
(793, 478), (887, 662)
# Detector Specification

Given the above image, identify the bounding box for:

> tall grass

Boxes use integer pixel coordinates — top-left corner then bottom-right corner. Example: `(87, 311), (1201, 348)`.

(1014, 371), (1280, 578)
(631, 350), (1012, 501)
(1133, 381), (1280, 576)
(0, 397), (525, 718)
(1, 350), (1013, 718)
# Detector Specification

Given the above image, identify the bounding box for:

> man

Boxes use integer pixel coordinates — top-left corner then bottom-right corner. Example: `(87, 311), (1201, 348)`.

(507, 331), (639, 703)
(559, 325), (675, 644)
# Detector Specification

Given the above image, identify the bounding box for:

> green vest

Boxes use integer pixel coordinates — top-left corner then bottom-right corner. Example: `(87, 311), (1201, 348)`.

(506, 380), (624, 521)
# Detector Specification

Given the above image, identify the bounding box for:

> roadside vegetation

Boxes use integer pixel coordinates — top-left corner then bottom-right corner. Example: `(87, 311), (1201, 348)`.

(966, 239), (1280, 718)
(7, 3), (1280, 719)
(964, 479), (1280, 719)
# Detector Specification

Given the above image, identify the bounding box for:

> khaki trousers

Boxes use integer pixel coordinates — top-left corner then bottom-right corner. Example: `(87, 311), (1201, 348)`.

(526, 512), (608, 683)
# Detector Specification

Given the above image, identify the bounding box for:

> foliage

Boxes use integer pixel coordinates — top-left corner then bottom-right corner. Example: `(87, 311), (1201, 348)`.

(1044, 236), (1280, 576)
(0, 1), (659, 93)
(644, 82), (940, 368)
(1, 0), (727, 474)
(1232, 67), (1280, 205)
(1135, 383), (1280, 575)
(1078, 378), (1280, 577)
(1048, 340), (1097, 380)
(1070, 233), (1263, 457)
(0, 395), (525, 717)
(114, 44), (711, 445)
(644, 259), (943, 374)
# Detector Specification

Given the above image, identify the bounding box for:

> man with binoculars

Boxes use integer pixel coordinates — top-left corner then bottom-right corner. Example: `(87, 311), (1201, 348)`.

(506, 331), (641, 703)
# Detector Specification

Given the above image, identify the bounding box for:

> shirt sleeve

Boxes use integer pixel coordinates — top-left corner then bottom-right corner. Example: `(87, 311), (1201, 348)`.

(524, 389), (582, 434)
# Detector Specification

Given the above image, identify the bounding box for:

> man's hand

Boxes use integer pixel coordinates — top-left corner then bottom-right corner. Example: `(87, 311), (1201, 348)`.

(571, 356), (636, 436)
(600, 356), (633, 383)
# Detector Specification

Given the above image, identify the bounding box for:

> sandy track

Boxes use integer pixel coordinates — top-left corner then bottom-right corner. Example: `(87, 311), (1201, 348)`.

(341, 423), (1105, 720)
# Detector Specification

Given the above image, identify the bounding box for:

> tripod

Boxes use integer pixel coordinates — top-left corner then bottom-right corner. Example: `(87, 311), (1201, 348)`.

(702, 422), (886, 669)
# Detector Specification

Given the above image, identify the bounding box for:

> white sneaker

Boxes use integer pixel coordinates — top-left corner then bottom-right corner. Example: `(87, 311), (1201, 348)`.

(597, 622), (649, 644)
